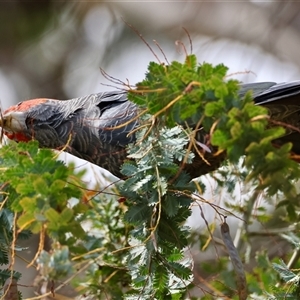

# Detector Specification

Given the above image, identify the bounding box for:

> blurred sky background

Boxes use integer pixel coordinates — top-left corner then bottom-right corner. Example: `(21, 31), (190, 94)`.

(1, 1), (300, 297)
(2, 1), (300, 108)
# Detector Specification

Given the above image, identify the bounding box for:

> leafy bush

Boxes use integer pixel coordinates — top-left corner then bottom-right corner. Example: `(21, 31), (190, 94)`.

(1, 54), (300, 299)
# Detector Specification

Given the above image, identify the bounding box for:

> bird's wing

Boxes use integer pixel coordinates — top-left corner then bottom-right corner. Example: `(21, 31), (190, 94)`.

(90, 91), (138, 147)
(239, 81), (300, 124)
(239, 81), (300, 105)
(238, 82), (277, 100)
(238, 81), (300, 155)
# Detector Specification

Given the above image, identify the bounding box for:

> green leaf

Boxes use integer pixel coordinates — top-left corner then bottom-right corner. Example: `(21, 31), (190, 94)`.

(273, 260), (296, 282)
(33, 177), (49, 194)
(17, 213), (41, 233)
(45, 208), (60, 224)
(124, 204), (152, 225)
(15, 183), (34, 194)
(60, 208), (74, 223)
(286, 204), (297, 221)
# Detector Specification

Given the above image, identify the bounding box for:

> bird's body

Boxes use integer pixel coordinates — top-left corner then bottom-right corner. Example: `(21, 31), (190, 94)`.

(2, 92), (138, 178)
(2, 81), (300, 178)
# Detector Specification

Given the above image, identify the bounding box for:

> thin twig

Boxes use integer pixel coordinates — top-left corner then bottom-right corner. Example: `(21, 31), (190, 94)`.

(122, 19), (161, 64)
(182, 27), (193, 54)
(153, 40), (170, 65)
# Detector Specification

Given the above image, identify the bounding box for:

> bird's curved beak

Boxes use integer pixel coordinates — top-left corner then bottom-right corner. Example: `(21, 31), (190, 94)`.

(0, 112), (27, 134)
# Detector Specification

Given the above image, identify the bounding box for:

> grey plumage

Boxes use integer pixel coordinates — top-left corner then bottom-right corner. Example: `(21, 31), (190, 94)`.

(3, 81), (300, 178)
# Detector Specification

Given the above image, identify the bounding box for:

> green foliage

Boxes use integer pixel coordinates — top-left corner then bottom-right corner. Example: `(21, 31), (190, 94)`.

(130, 56), (239, 129)
(37, 246), (73, 280)
(0, 141), (133, 297)
(0, 208), (24, 299)
(0, 141), (87, 243)
(70, 194), (133, 298)
(130, 55), (300, 209)
(2, 54), (300, 299)
(0, 209), (23, 287)
(122, 54), (300, 298)
(120, 124), (194, 298)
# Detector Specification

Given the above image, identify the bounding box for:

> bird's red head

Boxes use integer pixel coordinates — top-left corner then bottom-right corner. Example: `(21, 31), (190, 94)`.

(4, 99), (48, 114)
(1, 98), (48, 142)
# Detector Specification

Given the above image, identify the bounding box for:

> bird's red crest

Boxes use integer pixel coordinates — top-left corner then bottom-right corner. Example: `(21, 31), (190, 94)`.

(4, 98), (48, 114)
